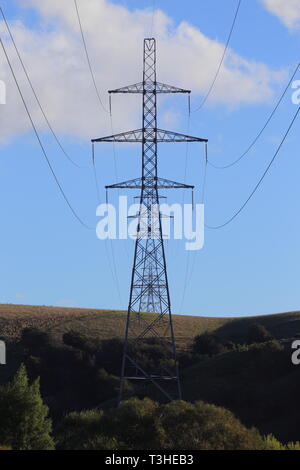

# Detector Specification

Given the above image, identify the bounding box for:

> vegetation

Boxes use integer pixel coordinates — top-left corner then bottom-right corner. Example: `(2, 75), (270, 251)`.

(0, 364), (54, 450)
(56, 398), (300, 451)
(1, 304), (300, 449)
(192, 332), (234, 357)
(247, 323), (273, 344)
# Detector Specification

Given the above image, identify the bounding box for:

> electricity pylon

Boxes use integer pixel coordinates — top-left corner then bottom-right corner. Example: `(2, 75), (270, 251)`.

(92, 38), (207, 402)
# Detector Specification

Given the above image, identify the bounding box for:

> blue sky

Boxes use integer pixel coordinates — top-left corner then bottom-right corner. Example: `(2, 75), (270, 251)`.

(0, 0), (299, 317)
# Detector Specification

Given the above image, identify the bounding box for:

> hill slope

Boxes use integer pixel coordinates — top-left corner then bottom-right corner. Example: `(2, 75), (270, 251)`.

(0, 304), (299, 346)
(0, 304), (230, 347)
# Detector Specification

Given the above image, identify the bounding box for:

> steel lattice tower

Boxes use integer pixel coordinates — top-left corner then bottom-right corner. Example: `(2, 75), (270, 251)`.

(92, 38), (207, 402)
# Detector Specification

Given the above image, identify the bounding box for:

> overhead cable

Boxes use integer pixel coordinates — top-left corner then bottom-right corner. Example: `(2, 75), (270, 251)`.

(0, 7), (88, 169)
(208, 62), (300, 169)
(206, 105), (300, 229)
(74, 0), (109, 114)
(192, 0), (242, 113)
(0, 38), (93, 230)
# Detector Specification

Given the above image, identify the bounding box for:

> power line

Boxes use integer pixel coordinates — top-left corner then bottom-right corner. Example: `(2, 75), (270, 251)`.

(109, 106), (133, 261)
(192, 0), (242, 113)
(0, 38), (93, 230)
(74, 0), (123, 301)
(92, 144), (123, 305)
(74, 0), (124, 299)
(179, 113), (192, 314)
(109, 104), (119, 182)
(206, 105), (300, 230)
(92, 143), (101, 203)
(208, 62), (300, 169)
(179, 142), (208, 312)
(74, 0), (109, 114)
(201, 143), (208, 204)
(75, 0), (124, 283)
(0, 7), (88, 169)
(107, 100), (128, 292)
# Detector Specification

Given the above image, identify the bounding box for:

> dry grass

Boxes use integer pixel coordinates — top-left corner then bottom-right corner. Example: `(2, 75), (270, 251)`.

(1, 304), (299, 348)
(0, 304), (230, 347)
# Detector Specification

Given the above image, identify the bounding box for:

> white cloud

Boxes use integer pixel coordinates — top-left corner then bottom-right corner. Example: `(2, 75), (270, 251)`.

(260, 0), (300, 30)
(0, 0), (286, 143)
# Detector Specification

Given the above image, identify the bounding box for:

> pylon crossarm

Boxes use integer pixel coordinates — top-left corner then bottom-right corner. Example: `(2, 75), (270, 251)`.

(92, 128), (207, 143)
(108, 81), (190, 94)
(92, 129), (143, 143)
(109, 82), (144, 94)
(155, 177), (194, 189)
(106, 177), (193, 190)
(156, 129), (207, 143)
(156, 82), (190, 94)
(106, 178), (142, 189)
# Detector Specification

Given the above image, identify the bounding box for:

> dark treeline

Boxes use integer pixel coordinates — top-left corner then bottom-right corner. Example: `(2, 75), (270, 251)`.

(0, 322), (300, 450)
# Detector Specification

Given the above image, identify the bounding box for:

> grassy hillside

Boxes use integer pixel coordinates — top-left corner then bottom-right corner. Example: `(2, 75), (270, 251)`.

(0, 304), (299, 346)
(0, 304), (231, 348)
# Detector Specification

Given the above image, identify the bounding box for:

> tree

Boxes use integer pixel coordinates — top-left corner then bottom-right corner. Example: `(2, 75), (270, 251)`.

(192, 332), (227, 357)
(103, 397), (160, 449)
(56, 409), (119, 450)
(57, 409), (103, 449)
(20, 328), (53, 355)
(247, 323), (273, 344)
(0, 364), (54, 450)
(157, 400), (264, 450)
(63, 331), (97, 354)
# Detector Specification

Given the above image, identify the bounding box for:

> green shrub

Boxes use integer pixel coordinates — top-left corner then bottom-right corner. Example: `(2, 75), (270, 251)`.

(192, 333), (227, 357)
(261, 434), (285, 450)
(247, 324), (273, 344)
(157, 400), (264, 450)
(262, 435), (300, 450)
(103, 397), (160, 449)
(19, 328), (53, 355)
(63, 331), (97, 354)
(56, 409), (104, 450)
(56, 398), (275, 450)
(285, 442), (300, 450)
